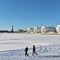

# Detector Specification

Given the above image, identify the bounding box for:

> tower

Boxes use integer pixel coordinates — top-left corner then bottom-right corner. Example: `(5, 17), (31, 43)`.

(11, 26), (14, 33)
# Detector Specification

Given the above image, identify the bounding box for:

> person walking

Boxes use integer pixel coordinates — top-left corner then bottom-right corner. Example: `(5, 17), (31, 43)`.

(24, 47), (29, 56)
(32, 45), (38, 55)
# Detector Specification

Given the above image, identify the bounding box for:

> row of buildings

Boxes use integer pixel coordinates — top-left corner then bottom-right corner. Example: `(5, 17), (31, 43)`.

(0, 25), (60, 34)
(27, 25), (60, 34)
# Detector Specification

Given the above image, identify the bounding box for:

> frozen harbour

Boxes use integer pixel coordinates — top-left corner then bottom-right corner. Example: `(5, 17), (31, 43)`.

(0, 33), (60, 60)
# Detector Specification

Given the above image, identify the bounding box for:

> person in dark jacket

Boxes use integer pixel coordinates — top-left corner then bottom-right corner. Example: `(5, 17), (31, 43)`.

(25, 47), (29, 56)
(32, 45), (38, 55)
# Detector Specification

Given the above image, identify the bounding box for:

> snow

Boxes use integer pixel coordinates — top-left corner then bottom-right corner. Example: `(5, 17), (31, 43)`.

(0, 33), (60, 60)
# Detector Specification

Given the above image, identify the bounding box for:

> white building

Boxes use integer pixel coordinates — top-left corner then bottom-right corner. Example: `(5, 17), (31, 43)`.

(34, 27), (41, 33)
(27, 27), (34, 33)
(41, 26), (47, 33)
(27, 26), (56, 34)
(47, 27), (56, 33)
(41, 26), (56, 33)
(56, 25), (60, 33)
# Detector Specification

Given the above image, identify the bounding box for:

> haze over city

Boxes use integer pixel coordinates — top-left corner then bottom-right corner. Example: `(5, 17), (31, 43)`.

(0, 0), (60, 30)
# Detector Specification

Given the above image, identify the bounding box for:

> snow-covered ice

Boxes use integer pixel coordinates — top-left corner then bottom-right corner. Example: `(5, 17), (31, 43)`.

(0, 33), (60, 60)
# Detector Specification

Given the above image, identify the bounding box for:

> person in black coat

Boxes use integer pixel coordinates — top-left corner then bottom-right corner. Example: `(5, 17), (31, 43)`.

(25, 47), (29, 56)
(32, 45), (38, 55)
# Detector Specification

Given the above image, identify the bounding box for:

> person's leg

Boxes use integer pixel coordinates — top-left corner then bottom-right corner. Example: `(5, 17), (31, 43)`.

(32, 52), (34, 56)
(35, 52), (38, 55)
(27, 54), (29, 56)
(26, 52), (29, 56)
(25, 52), (27, 56)
(25, 52), (26, 56)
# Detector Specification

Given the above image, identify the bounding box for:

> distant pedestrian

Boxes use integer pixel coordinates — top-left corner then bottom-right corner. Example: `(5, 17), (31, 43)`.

(32, 45), (38, 55)
(24, 47), (29, 56)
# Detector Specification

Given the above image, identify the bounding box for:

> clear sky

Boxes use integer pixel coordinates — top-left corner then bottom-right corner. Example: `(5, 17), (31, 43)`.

(0, 0), (60, 30)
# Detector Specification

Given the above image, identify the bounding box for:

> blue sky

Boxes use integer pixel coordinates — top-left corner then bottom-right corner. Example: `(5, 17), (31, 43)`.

(0, 0), (60, 30)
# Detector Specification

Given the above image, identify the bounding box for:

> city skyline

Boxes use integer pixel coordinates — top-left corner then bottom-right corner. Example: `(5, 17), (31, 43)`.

(0, 0), (60, 30)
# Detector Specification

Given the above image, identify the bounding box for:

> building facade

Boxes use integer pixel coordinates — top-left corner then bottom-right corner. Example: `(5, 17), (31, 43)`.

(56, 25), (60, 33)
(27, 27), (34, 33)
(34, 27), (41, 33)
